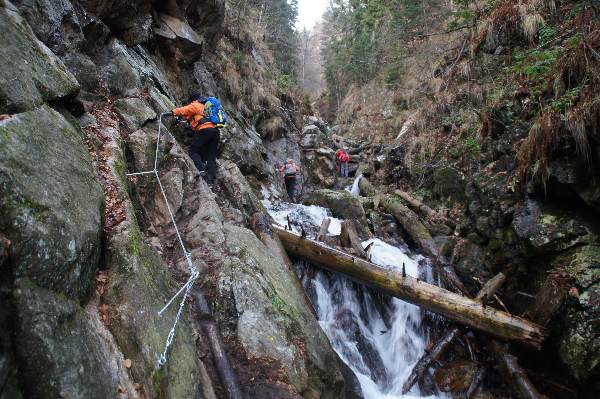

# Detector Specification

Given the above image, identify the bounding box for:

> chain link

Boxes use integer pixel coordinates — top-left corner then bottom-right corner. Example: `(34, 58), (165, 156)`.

(126, 114), (199, 368)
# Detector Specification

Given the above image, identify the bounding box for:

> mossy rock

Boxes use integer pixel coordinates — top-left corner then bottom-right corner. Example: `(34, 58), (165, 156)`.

(103, 221), (203, 399)
(0, 105), (103, 301)
(12, 278), (125, 398)
(0, 4), (79, 113)
(220, 223), (349, 398)
(305, 189), (368, 226)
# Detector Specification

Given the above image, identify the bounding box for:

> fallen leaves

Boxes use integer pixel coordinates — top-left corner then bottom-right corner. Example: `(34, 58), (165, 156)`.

(82, 102), (127, 233)
(98, 303), (110, 326)
(96, 270), (109, 296)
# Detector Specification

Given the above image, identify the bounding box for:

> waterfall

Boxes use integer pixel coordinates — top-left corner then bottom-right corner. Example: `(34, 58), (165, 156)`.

(347, 173), (363, 197)
(263, 200), (443, 399)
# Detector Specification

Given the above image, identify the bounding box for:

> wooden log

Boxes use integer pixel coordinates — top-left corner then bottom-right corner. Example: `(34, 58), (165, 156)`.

(475, 273), (507, 303)
(466, 366), (485, 399)
(251, 213), (316, 316)
(403, 272), (506, 393)
(316, 218), (331, 242)
(402, 327), (464, 394)
(394, 189), (456, 229)
(274, 226), (546, 348)
(492, 341), (548, 399)
(340, 220), (367, 259)
(191, 291), (243, 399)
(381, 196), (438, 257)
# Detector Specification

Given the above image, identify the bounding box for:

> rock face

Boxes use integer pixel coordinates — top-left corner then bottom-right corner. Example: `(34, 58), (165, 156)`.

(0, 105), (103, 301)
(0, 4), (79, 113)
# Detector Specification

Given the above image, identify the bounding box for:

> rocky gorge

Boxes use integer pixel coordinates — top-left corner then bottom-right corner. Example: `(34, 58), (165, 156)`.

(1, 1), (599, 399)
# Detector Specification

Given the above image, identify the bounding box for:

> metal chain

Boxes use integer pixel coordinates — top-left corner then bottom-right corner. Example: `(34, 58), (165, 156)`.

(126, 114), (198, 368)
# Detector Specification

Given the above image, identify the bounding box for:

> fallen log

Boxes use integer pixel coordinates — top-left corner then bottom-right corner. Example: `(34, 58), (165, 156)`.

(402, 272), (507, 393)
(251, 213), (317, 316)
(316, 218), (331, 242)
(492, 341), (547, 399)
(274, 226), (546, 348)
(358, 178), (467, 294)
(191, 291), (243, 399)
(394, 189), (456, 229)
(340, 220), (367, 259)
(402, 327), (463, 394)
(475, 273), (507, 303)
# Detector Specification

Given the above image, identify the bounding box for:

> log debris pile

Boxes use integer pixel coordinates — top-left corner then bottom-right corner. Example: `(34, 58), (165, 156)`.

(274, 225), (546, 348)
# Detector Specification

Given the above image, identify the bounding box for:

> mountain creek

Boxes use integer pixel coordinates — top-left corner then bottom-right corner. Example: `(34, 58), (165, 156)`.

(1, 1), (599, 399)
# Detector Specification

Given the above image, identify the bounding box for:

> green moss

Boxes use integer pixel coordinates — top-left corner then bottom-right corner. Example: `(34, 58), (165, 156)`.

(128, 225), (142, 257)
(151, 367), (167, 399)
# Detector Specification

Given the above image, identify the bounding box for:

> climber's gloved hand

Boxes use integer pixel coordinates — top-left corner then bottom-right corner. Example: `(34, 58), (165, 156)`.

(161, 111), (173, 117)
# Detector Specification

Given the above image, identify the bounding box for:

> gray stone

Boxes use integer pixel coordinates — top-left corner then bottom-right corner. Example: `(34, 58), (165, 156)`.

(12, 0), (83, 54)
(13, 278), (135, 399)
(306, 189), (368, 225)
(512, 199), (590, 254)
(113, 97), (157, 131)
(0, 4), (79, 113)
(0, 105), (103, 301)
(433, 167), (465, 201)
(221, 223), (348, 397)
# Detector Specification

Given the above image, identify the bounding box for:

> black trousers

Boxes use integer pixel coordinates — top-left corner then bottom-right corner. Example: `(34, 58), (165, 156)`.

(285, 176), (296, 200)
(189, 128), (220, 183)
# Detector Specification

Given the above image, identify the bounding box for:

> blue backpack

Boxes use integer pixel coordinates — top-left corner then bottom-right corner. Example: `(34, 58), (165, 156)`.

(203, 96), (227, 127)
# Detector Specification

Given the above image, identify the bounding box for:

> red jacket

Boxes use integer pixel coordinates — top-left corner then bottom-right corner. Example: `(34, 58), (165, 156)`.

(336, 149), (350, 162)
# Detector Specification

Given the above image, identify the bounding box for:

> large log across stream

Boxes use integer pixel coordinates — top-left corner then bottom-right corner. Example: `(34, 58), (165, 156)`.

(274, 225), (546, 349)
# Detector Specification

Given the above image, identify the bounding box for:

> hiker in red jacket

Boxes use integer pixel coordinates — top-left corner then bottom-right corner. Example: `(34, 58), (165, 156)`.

(336, 148), (350, 177)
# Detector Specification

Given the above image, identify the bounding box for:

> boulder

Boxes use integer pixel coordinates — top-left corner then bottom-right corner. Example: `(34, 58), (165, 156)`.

(512, 199), (590, 254)
(557, 243), (600, 385)
(12, 0), (84, 54)
(433, 361), (478, 392)
(113, 97), (157, 131)
(0, 3), (79, 113)
(306, 189), (368, 225)
(219, 224), (348, 397)
(0, 105), (103, 301)
(433, 167), (465, 201)
(13, 278), (137, 399)
(79, 0), (153, 46)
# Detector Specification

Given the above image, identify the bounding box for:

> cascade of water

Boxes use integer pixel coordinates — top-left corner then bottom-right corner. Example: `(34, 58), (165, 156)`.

(263, 200), (443, 399)
(346, 174), (363, 197)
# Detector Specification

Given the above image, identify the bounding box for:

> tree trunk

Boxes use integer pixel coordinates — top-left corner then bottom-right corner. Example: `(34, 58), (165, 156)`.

(316, 218), (331, 242)
(394, 189), (456, 228)
(191, 291), (243, 399)
(251, 213), (316, 316)
(340, 220), (367, 258)
(492, 341), (548, 399)
(274, 226), (546, 348)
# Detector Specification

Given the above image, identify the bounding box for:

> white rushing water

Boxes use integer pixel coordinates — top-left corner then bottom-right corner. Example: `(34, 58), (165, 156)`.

(263, 199), (444, 399)
(346, 174), (363, 197)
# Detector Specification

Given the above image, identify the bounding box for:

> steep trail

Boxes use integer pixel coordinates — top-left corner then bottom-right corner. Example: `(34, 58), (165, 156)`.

(263, 197), (444, 399)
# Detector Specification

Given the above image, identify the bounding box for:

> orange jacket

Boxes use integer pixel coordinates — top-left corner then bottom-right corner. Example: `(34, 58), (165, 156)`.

(172, 100), (215, 131)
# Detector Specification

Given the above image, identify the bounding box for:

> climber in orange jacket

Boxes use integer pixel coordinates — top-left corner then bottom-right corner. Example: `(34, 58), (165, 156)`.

(163, 93), (220, 184)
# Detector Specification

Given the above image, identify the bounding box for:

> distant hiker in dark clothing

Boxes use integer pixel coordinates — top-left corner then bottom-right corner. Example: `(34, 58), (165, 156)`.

(336, 148), (350, 177)
(278, 159), (300, 201)
(163, 93), (225, 185)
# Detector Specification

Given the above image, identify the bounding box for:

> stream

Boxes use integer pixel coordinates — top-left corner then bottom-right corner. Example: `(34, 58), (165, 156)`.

(263, 186), (444, 399)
